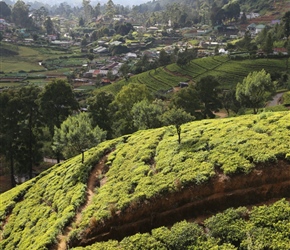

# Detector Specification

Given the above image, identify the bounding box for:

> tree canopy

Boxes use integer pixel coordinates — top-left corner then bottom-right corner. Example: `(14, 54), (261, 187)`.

(112, 83), (152, 136)
(87, 91), (115, 139)
(38, 79), (79, 137)
(132, 99), (165, 130)
(0, 1), (11, 20)
(53, 112), (106, 163)
(236, 69), (275, 114)
(196, 76), (222, 118)
(171, 83), (201, 117)
(283, 11), (290, 40)
(162, 107), (195, 144)
(0, 86), (43, 186)
(12, 0), (32, 28)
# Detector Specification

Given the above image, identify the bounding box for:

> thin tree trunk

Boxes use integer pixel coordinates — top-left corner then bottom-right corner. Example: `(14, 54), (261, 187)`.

(28, 112), (33, 179)
(177, 126), (181, 144)
(56, 152), (60, 164)
(10, 153), (16, 187)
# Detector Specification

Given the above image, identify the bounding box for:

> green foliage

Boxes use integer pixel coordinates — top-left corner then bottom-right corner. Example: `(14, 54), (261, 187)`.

(104, 57), (288, 96)
(171, 83), (202, 117)
(162, 107), (195, 144)
(282, 91), (290, 105)
(72, 240), (120, 250)
(0, 86), (44, 183)
(120, 233), (166, 249)
(2, 111), (290, 249)
(132, 99), (165, 130)
(0, 180), (36, 221)
(241, 199), (290, 249)
(72, 199), (290, 249)
(112, 83), (152, 136)
(152, 220), (205, 249)
(236, 69), (276, 114)
(53, 112), (107, 160)
(42, 57), (85, 70)
(39, 79), (79, 136)
(196, 75), (222, 118)
(12, 0), (32, 28)
(205, 207), (248, 245)
(87, 91), (115, 139)
(0, 139), (118, 250)
(176, 49), (197, 67)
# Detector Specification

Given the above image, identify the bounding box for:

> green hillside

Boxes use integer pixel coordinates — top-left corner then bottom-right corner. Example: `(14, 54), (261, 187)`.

(103, 56), (288, 95)
(0, 42), (80, 74)
(1, 111), (290, 249)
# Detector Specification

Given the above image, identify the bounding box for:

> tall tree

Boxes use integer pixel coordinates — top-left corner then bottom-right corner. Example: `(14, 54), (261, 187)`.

(105, 0), (115, 19)
(282, 11), (290, 41)
(44, 16), (54, 35)
(112, 83), (152, 136)
(159, 49), (171, 66)
(282, 11), (290, 69)
(154, 2), (161, 11)
(15, 86), (43, 179)
(132, 99), (165, 130)
(53, 112), (106, 163)
(240, 30), (254, 51)
(171, 83), (202, 117)
(196, 76), (222, 118)
(82, 0), (93, 23)
(0, 90), (21, 187)
(119, 62), (130, 81)
(0, 86), (43, 186)
(38, 79), (79, 139)
(87, 91), (115, 139)
(236, 69), (276, 114)
(12, 0), (32, 28)
(210, 3), (224, 26)
(176, 48), (197, 67)
(94, 3), (101, 18)
(223, 0), (240, 22)
(262, 32), (273, 55)
(221, 89), (242, 116)
(33, 6), (48, 28)
(0, 1), (12, 21)
(241, 12), (247, 24)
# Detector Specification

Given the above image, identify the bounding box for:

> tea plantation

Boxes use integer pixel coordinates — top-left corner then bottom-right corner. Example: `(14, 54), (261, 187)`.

(1, 111), (290, 249)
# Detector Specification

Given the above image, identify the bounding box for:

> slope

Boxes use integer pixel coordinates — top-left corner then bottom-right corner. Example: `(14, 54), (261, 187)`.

(0, 111), (290, 249)
(102, 56), (288, 95)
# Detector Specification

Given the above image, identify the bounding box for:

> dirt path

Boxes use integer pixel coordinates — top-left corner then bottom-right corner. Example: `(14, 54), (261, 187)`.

(266, 92), (284, 107)
(213, 111), (228, 118)
(56, 155), (108, 250)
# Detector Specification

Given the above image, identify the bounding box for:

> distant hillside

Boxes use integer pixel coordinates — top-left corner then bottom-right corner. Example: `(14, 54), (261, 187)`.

(0, 45), (19, 57)
(104, 56), (288, 95)
(127, 0), (289, 14)
(1, 111), (290, 249)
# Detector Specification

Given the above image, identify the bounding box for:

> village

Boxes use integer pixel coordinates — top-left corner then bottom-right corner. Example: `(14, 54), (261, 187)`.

(1, 6), (288, 91)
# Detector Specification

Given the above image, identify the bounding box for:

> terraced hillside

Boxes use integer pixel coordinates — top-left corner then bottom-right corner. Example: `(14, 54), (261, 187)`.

(1, 111), (290, 249)
(104, 56), (288, 94)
